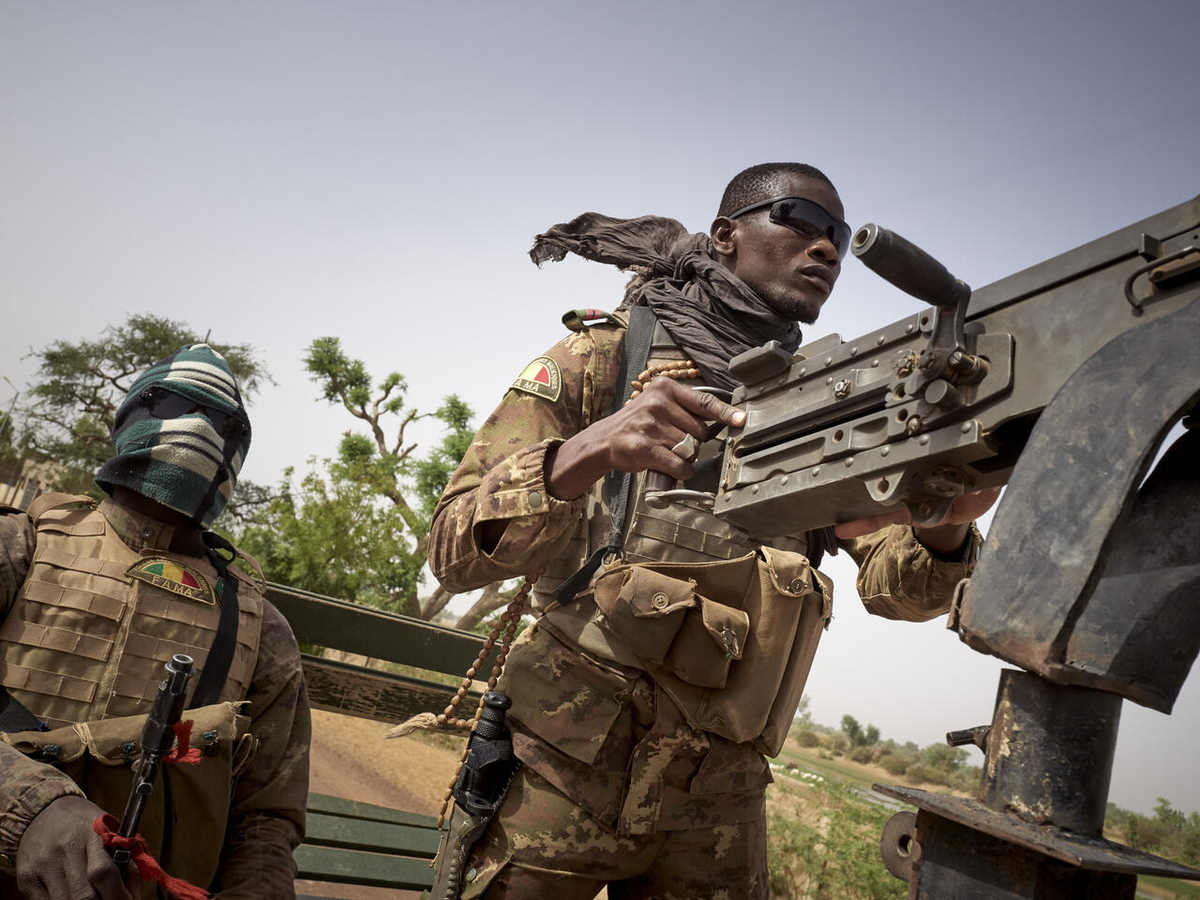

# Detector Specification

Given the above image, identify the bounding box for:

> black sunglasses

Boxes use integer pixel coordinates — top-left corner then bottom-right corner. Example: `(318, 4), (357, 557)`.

(727, 196), (851, 255)
(140, 386), (246, 440)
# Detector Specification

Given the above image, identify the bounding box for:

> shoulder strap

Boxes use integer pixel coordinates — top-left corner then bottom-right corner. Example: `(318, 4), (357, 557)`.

(26, 492), (93, 522)
(553, 305), (658, 605)
(188, 531), (242, 709)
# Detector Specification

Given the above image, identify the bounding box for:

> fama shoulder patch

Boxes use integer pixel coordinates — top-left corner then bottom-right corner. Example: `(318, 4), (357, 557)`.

(511, 356), (562, 401)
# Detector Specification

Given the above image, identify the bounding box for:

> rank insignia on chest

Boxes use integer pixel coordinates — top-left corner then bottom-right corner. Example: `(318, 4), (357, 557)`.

(126, 558), (217, 605)
(511, 356), (562, 401)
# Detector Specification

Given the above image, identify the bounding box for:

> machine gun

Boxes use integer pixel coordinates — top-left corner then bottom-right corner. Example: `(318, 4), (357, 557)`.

(653, 195), (1200, 897)
(650, 195), (1200, 536)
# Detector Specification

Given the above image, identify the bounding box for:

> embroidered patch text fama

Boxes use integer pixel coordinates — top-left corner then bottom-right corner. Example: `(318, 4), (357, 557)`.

(127, 558), (217, 605)
(511, 356), (562, 401)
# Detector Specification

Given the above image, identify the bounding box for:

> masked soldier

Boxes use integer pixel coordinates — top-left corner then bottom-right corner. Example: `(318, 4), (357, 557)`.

(0, 343), (310, 900)
(425, 163), (998, 898)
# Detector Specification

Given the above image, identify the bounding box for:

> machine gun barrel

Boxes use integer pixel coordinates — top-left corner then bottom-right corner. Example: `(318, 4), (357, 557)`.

(111, 653), (194, 867)
(710, 195), (1200, 538)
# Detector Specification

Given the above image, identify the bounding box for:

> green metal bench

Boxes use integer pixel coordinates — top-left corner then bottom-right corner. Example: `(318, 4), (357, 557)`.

(267, 584), (481, 893)
(265, 582), (486, 724)
(295, 792), (441, 892)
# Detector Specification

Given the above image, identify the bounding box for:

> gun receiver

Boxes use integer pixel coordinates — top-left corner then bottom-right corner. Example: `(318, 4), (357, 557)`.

(711, 195), (1200, 537)
(111, 653), (194, 867)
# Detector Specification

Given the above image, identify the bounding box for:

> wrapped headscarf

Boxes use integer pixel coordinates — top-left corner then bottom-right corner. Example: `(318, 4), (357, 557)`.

(531, 212), (838, 564)
(531, 213), (803, 391)
(95, 344), (251, 529)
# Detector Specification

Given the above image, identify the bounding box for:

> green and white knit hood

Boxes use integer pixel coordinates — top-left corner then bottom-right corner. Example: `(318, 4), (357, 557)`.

(95, 343), (252, 528)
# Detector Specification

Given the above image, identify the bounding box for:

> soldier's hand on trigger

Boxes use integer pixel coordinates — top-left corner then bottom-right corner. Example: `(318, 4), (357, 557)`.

(547, 378), (746, 501)
(17, 794), (132, 900)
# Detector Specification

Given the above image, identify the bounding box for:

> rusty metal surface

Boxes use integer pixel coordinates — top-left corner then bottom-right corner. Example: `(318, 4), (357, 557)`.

(873, 784), (1200, 881)
(880, 809), (920, 882)
(982, 670), (1121, 836)
(908, 809), (1140, 899)
(1061, 427), (1200, 712)
(953, 298), (1200, 701)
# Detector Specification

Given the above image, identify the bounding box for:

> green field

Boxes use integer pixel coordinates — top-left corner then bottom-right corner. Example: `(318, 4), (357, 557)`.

(768, 743), (1200, 900)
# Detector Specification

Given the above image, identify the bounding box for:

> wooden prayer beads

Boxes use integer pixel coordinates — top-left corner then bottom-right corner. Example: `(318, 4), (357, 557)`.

(435, 577), (535, 827)
(629, 358), (700, 399)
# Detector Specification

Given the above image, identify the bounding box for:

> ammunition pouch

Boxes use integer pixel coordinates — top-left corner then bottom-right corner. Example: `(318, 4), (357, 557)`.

(1, 702), (254, 897)
(592, 547), (832, 756)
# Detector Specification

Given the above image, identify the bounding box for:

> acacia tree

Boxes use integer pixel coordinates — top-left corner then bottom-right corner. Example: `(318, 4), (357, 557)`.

(14, 314), (270, 512)
(235, 337), (511, 628)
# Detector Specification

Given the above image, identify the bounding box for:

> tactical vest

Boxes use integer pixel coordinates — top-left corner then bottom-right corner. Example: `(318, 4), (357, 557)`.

(0, 496), (264, 726)
(531, 320), (831, 754)
(0, 495), (266, 896)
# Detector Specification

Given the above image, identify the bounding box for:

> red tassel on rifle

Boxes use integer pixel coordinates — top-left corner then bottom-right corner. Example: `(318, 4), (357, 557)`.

(163, 720), (202, 764)
(93, 814), (211, 900)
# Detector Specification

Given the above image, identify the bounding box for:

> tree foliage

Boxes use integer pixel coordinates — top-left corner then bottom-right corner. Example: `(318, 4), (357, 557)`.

(16, 313), (269, 498)
(234, 337), (504, 627)
(840, 714), (880, 748)
(1106, 797), (1200, 866)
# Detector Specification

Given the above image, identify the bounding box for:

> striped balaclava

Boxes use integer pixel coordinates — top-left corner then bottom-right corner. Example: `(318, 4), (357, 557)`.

(95, 344), (252, 529)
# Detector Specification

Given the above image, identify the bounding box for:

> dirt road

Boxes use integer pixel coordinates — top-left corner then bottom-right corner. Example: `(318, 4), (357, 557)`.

(296, 710), (461, 900)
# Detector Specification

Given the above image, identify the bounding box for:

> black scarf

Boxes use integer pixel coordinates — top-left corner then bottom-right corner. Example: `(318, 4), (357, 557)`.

(531, 213), (802, 391)
(531, 212), (838, 564)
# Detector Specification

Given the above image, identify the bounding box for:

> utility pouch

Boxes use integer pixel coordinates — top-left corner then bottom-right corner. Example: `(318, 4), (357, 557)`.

(593, 564), (750, 689)
(2, 702), (251, 898)
(592, 547), (831, 756)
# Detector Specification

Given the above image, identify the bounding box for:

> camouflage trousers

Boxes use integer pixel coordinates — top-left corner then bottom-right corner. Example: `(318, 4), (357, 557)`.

(456, 767), (768, 900)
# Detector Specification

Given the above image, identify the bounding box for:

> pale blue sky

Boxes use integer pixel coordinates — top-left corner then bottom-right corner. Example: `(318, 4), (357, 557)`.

(2, 0), (1198, 814)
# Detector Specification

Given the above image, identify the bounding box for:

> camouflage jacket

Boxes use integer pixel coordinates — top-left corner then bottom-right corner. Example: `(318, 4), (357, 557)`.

(0, 499), (310, 898)
(429, 317), (979, 833)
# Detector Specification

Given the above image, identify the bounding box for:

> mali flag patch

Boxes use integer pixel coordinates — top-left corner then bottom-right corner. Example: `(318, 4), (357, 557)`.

(127, 558), (217, 605)
(511, 356), (562, 402)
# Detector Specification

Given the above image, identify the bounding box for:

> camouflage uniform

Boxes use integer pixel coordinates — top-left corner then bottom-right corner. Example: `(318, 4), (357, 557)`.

(0, 496), (310, 899)
(429, 317), (979, 898)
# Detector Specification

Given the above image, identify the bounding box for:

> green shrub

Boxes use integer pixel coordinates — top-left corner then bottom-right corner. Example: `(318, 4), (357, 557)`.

(849, 746), (875, 765)
(904, 763), (949, 786)
(796, 728), (821, 748)
(878, 753), (911, 776)
(767, 778), (907, 899)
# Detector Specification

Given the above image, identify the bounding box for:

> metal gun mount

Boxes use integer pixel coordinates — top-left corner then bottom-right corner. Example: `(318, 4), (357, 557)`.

(706, 196), (1200, 535)
(653, 196), (1200, 897)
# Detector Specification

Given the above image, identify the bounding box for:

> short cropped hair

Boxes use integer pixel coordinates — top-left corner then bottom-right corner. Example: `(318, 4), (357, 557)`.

(718, 163), (837, 218)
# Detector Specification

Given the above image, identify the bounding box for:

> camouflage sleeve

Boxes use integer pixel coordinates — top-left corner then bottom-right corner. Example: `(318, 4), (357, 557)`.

(210, 602), (310, 899)
(844, 523), (983, 621)
(0, 743), (85, 866)
(0, 510), (80, 867)
(428, 325), (623, 592)
(0, 509), (35, 618)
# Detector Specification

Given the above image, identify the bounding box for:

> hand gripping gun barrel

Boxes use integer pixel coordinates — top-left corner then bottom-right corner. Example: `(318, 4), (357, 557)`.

(110, 653), (195, 869)
(661, 195), (1200, 537)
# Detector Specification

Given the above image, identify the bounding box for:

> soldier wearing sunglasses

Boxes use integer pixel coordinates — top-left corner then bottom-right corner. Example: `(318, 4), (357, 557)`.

(0, 344), (309, 900)
(426, 163), (997, 898)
